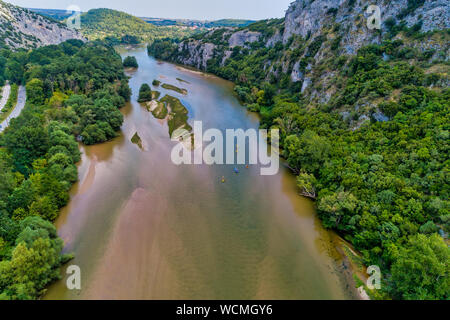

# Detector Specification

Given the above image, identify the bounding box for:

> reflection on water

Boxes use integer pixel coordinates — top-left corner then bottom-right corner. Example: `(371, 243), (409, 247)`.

(44, 46), (356, 300)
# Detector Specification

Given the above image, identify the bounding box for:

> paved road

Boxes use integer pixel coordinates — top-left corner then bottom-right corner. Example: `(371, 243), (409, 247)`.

(0, 86), (26, 133)
(0, 82), (11, 111)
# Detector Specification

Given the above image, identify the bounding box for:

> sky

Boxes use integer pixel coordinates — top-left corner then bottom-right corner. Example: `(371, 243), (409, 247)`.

(5, 0), (294, 20)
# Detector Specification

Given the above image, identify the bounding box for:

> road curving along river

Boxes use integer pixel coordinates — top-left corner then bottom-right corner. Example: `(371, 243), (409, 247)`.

(44, 46), (357, 300)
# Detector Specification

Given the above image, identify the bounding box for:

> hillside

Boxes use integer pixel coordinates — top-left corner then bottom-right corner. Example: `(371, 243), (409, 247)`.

(149, 0), (449, 127)
(149, 0), (450, 300)
(150, 0), (449, 99)
(79, 8), (198, 43)
(0, 1), (84, 50)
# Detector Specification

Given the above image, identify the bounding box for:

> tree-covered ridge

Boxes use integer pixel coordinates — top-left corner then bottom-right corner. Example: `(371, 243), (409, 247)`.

(79, 8), (199, 44)
(0, 40), (130, 299)
(149, 24), (450, 299)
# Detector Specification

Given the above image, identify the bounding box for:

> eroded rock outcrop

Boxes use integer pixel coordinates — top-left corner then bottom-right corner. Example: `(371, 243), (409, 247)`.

(169, 0), (448, 74)
(228, 30), (261, 47)
(0, 1), (85, 49)
(283, 0), (449, 54)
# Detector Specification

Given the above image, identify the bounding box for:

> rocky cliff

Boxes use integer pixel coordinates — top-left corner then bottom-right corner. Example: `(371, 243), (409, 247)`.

(150, 0), (449, 118)
(165, 0), (449, 76)
(0, 1), (85, 50)
(282, 0), (449, 53)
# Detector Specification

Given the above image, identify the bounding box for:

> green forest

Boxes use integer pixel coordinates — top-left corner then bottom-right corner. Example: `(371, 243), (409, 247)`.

(149, 25), (450, 299)
(0, 39), (130, 299)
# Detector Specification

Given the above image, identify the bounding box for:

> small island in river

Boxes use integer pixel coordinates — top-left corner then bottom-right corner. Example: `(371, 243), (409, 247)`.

(159, 95), (191, 136)
(131, 132), (143, 149)
(162, 83), (188, 95)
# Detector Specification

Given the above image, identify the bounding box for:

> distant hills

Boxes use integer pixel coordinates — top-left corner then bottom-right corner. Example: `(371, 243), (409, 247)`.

(141, 18), (255, 28)
(29, 8), (255, 29)
(27, 8), (74, 21)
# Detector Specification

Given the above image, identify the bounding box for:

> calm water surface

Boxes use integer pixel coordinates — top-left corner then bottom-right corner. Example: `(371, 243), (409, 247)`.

(44, 46), (356, 300)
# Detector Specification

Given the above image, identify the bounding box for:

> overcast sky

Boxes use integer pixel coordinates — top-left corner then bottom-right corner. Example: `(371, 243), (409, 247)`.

(6, 0), (294, 20)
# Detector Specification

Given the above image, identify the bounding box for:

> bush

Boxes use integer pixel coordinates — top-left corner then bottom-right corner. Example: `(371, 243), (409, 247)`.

(138, 83), (153, 102)
(26, 79), (45, 105)
(390, 234), (449, 300)
(123, 56), (138, 68)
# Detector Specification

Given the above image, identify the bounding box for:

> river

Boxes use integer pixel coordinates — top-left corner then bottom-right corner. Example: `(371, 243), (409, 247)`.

(44, 46), (356, 300)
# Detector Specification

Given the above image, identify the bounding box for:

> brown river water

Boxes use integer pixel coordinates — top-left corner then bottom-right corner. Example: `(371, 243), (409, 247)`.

(44, 46), (357, 300)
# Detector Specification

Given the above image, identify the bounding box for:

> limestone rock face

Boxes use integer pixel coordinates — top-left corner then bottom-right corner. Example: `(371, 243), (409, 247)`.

(228, 30), (261, 47)
(147, 0), (448, 126)
(177, 40), (217, 70)
(171, 0), (448, 73)
(283, 0), (449, 53)
(291, 60), (304, 82)
(175, 28), (263, 69)
(0, 1), (85, 50)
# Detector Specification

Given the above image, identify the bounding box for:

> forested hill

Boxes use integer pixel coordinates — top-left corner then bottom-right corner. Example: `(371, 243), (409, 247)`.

(0, 0), (84, 50)
(79, 8), (198, 44)
(149, 0), (450, 300)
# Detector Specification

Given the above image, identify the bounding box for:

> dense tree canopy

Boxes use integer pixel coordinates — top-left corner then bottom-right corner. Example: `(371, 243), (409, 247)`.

(79, 8), (198, 44)
(0, 40), (130, 299)
(390, 233), (449, 300)
(138, 83), (153, 102)
(123, 56), (138, 68)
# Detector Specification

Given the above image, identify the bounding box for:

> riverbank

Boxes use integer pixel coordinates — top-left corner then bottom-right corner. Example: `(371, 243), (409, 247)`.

(331, 235), (372, 300)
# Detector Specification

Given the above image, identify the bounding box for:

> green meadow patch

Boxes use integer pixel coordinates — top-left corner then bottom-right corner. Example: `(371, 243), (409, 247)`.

(159, 95), (191, 136)
(151, 101), (168, 119)
(176, 77), (190, 84)
(152, 91), (161, 100)
(161, 83), (188, 95)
